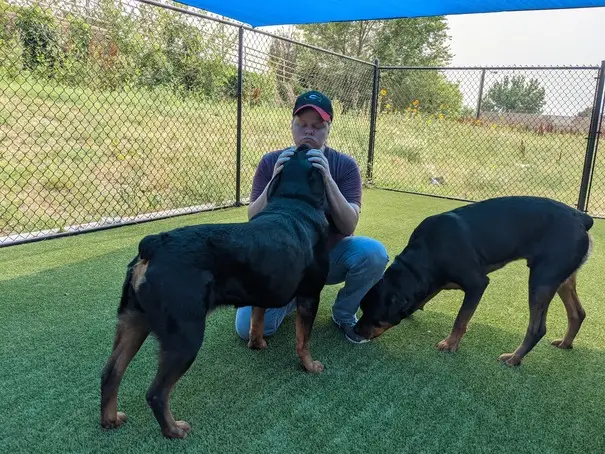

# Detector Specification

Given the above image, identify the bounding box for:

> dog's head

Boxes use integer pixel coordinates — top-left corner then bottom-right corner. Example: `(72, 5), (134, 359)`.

(353, 262), (421, 340)
(266, 143), (325, 208)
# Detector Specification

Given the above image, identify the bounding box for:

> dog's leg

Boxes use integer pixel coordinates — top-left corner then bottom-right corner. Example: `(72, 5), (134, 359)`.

(552, 272), (586, 349)
(248, 306), (268, 350)
(100, 311), (149, 429)
(499, 271), (557, 367)
(437, 277), (488, 352)
(417, 290), (440, 311)
(146, 320), (205, 439)
(295, 296), (323, 373)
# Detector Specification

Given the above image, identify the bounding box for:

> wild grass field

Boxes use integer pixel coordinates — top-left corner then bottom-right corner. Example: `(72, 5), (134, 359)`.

(1, 75), (604, 239)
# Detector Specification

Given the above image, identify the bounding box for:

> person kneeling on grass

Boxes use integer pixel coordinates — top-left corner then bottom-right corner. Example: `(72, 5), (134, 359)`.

(234, 90), (389, 344)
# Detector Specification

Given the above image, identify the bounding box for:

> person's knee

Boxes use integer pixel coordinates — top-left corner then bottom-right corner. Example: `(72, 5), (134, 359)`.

(234, 306), (287, 340)
(234, 307), (252, 340)
(352, 237), (390, 278)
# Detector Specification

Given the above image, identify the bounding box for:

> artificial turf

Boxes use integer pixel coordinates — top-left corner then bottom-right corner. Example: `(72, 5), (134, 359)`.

(1, 189), (604, 453)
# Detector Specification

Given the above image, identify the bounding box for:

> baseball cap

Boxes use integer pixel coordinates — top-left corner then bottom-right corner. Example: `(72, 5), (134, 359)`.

(293, 90), (333, 122)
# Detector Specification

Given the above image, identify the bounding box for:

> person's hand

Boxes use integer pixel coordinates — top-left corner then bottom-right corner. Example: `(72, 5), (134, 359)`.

(272, 146), (296, 178)
(306, 149), (331, 182)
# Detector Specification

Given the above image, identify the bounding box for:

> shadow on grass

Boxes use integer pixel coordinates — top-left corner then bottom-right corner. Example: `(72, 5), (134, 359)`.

(1, 247), (604, 454)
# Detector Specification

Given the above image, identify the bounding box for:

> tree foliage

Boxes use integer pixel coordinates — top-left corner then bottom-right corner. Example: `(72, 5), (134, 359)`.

(1, 1), (462, 114)
(482, 75), (546, 114)
(267, 18), (462, 115)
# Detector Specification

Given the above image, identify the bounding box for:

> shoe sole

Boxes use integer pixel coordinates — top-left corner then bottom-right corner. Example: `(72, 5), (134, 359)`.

(332, 315), (371, 344)
(344, 333), (371, 344)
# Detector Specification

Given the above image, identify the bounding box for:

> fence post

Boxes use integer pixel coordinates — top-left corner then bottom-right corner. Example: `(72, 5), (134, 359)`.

(475, 68), (486, 119)
(577, 60), (605, 212)
(366, 58), (380, 183)
(235, 27), (244, 206)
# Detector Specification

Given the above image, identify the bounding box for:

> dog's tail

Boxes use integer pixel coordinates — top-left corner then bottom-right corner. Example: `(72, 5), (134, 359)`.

(138, 232), (165, 261)
(575, 212), (594, 271)
(581, 212), (594, 231)
(117, 233), (166, 315)
(117, 256), (138, 315)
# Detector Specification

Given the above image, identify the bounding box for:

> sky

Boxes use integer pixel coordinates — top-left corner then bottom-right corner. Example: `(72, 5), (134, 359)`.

(445, 6), (605, 67)
(442, 7), (605, 115)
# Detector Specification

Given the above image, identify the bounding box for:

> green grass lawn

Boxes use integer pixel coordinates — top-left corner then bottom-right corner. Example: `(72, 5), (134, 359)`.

(1, 189), (604, 453)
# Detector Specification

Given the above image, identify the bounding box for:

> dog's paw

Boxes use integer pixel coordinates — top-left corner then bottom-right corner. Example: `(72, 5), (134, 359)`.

(162, 420), (191, 439)
(551, 339), (572, 349)
(436, 338), (459, 352)
(247, 337), (268, 350)
(498, 353), (521, 367)
(305, 360), (324, 374)
(101, 411), (127, 429)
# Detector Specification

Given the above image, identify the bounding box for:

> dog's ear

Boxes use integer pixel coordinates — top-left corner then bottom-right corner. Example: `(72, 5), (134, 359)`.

(296, 143), (312, 153)
(307, 167), (325, 205)
(266, 172), (282, 201)
(387, 293), (408, 322)
(360, 278), (382, 312)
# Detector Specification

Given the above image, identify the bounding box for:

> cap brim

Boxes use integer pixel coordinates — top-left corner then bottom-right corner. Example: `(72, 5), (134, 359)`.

(294, 104), (331, 122)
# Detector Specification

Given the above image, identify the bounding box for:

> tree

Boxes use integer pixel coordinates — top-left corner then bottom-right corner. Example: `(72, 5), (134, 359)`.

(576, 106), (593, 117)
(297, 21), (381, 60)
(279, 17), (461, 115)
(372, 18), (459, 115)
(373, 17), (452, 66)
(268, 27), (303, 105)
(482, 75), (546, 114)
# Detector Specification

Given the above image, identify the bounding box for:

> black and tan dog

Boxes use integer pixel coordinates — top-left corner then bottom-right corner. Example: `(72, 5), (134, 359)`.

(354, 196), (593, 366)
(100, 144), (329, 439)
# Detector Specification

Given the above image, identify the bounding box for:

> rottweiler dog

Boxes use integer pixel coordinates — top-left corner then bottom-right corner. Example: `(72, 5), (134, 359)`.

(354, 196), (593, 367)
(100, 144), (330, 439)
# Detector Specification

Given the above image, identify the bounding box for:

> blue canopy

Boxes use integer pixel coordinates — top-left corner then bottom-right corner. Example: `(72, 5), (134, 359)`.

(174, 0), (605, 27)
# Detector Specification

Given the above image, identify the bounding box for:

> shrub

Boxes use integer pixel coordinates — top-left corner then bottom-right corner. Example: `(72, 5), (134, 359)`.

(15, 5), (60, 75)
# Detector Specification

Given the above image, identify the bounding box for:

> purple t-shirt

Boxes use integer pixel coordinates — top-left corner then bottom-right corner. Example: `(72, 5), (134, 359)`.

(250, 146), (362, 250)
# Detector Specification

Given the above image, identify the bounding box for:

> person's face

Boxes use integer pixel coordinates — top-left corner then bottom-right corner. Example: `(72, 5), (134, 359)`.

(291, 108), (331, 150)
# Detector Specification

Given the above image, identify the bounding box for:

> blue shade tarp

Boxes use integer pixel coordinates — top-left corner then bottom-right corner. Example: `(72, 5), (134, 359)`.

(173, 0), (605, 27)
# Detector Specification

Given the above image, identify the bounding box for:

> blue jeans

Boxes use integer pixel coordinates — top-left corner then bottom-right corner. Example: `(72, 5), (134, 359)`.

(234, 236), (389, 340)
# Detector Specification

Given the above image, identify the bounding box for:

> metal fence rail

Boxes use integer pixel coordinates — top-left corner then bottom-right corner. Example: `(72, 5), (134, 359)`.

(0, 0), (603, 247)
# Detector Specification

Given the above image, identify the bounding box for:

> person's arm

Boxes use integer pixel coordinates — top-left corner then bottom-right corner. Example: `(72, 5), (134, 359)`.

(247, 183), (270, 220)
(247, 148), (295, 220)
(323, 177), (360, 235)
(306, 150), (361, 236)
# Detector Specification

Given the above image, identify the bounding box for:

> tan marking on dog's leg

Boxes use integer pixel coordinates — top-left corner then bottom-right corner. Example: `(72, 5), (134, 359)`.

(552, 272), (586, 349)
(499, 280), (555, 367)
(248, 306), (268, 350)
(437, 283), (487, 353)
(295, 298), (323, 373)
(146, 352), (196, 439)
(100, 312), (149, 429)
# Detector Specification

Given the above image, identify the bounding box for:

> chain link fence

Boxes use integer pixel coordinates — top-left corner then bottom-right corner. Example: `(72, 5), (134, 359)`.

(240, 29), (374, 197)
(0, 0), (603, 247)
(584, 88), (605, 217)
(1, 0), (243, 244)
(0, 0), (372, 245)
(370, 66), (603, 211)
